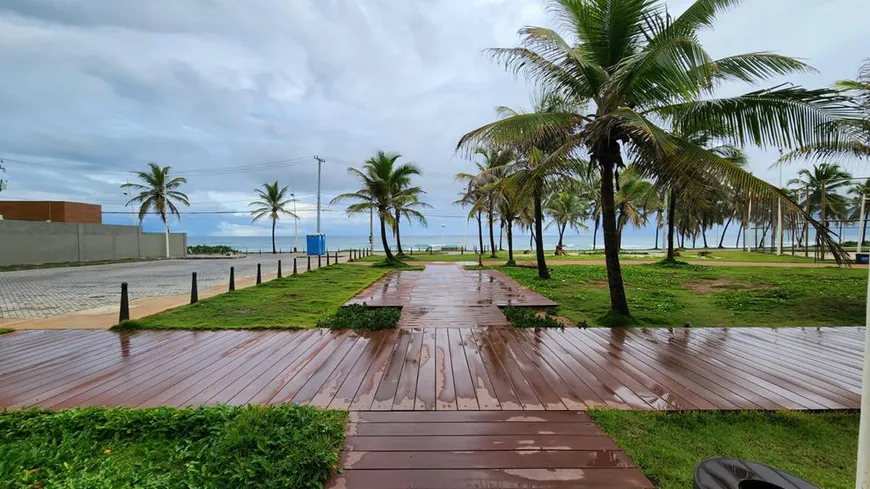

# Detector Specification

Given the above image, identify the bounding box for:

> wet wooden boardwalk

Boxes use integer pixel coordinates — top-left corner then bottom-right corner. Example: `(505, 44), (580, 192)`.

(329, 411), (653, 489)
(346, 264), (556, 328)
(0, 327), (862, 411)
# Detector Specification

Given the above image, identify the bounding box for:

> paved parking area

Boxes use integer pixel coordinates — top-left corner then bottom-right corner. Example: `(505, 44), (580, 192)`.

(0, 254), (307, 319)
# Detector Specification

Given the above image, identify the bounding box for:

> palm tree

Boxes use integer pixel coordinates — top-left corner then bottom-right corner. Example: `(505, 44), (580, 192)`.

(788, 163), (852, 252)
(391, 191), (430, 256)
(331, 151), (422, 263)
(850, 179), (870, 246)
(459, 0), (847, 318)
(458, 147), (513, 257)
(780, 59), (870, 163)
(545, 190), (588, 254)
(249, 181), (298, 254)
(454, 180), (486, 254)
(494, 178), (526, 265)
(614, 169), (658, 250)
(121, 163), (189, 258)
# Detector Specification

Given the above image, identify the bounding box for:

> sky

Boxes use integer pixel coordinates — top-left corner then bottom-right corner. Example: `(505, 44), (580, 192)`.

(1, 0), (868, 238)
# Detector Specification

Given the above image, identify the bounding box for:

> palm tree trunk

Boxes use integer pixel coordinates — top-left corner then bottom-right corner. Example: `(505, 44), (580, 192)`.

(735, 223), (743, 248)
(499, 221), (504, 251)
(592, 215), (600, 251)
(506, 218), (515, 265)
(477, 211), (484, 254)
(533, 183), (549, 279)
(654, 211), (661, 250)
(488, 209), (497, 258)
(164, 218), (170, 259)
(395, 211), (404, 256)
(701, 224), (708, 248)
(380, 211), (395, 262)
(667, 189), (677, 261)
(271, 218), (277, 254)
(599, 153), (629, 317)
(718, 217), (733, 248)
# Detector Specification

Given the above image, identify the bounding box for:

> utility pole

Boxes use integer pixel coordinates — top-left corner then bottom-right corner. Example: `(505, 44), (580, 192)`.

(314, 156), (325, 234)
(291, 187), (299, 253)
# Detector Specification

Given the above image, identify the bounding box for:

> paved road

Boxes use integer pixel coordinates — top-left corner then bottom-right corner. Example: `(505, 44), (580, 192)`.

(0, 254), (310, 319)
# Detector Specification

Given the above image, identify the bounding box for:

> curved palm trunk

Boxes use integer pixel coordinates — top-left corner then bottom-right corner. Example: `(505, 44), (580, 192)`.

(506, 218), (515, 264)
(533, 184), (549, 279)
(735, 223), (743, 248)
(488, 209), (497, 258)
(654, 211), (661, 249)
(667, 191), (677, 260)
(599, 156), (629, 316)
(395, 211), (404, 256)
(701, 224), (708, 248)
(163, 218), (171, 259)
(380, 212), (395, 262)
(718, 217), (733, 248)
(271, 218), (277, 254)
(477, 211), (484, 254)
(592, 215), (600, 251)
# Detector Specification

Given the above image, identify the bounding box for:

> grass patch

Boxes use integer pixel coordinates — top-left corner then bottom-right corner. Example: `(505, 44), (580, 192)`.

(369, 259), (424, 270)
(317, 304), (401, 330)
(115, 264), (389, 329)
(589, 410), (858, 489)
(502, 306), (566, 329)
(499, 263), (866, 327)
(0, 405), (346, 489)
(0, 328), (13, 335)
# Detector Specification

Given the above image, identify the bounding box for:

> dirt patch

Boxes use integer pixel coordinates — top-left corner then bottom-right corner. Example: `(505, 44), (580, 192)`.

(229, 308), (256, 315)
(535, 311), (575, 327)
(589, 281), (609, 288)
(681, 278), (772, 294)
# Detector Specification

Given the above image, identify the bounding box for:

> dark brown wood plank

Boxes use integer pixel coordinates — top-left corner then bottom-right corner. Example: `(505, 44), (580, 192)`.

(291, 332), (368, 405)
(434, 328), (457, 410)
(266, 331), (354, 404)
(350, 411), (592, 423)
(349, 329), (401, 411)
(246, 330), (338, 405)
(341, 449), (635, 469)
(413, 328), (438, 410)
(326, 468), (653, 489)
(449, 328), (485, 410)
(344, 434), (618, 452)
(392, 329), (424, 410)
(308, 331), (380, 408)
(493, 328), (572, 410)
(369, 329), (413, 410)
(474, 328), (545, 410)
(466, 329), (522, 410)
(329, 330), (392, 410)
(347, 422), (602, 437)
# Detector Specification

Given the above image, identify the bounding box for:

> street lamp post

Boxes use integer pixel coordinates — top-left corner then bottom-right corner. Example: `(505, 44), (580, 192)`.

(441, 224), (446, 251)
(291, 191), (299, 253)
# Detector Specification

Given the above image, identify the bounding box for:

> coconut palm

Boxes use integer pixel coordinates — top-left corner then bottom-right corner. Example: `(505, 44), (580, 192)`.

(455, 178), (487, 254)
(494, 178), (527, 265)
(788, 163), (852, 252)
(458, 147), (513, 257)
(391, 191), (430, 256)
(614, 170), (658, 249)
(121, 162), (189, 258)
(850, 179), (870, 246)
(249, 181), (298, 254)
(332, 151), (422, 263)
(459, 0), (848, 317)
(545, 190), (588, 253)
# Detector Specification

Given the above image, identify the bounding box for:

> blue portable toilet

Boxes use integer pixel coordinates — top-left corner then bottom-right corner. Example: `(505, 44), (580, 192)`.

(306, 234), (326, 256)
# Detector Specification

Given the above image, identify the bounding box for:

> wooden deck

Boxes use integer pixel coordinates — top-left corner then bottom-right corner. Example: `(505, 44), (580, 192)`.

(0, 326), (862, 411)
(329, 411), (653, 489)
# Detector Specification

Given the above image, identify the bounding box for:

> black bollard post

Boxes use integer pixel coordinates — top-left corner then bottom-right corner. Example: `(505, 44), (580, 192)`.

(256, 263), (262, 285)
(335, 250), (338, 263)
(327, 252), (331, 266)
(190, 272), (198, 304)
(229, 266), (235, 291)
(277, 260), (282, 278)
(461, 246), (464, 255)
(293, 257), (298, 275)
(307, 256), (311, 271)
(119, 282), (130, 322)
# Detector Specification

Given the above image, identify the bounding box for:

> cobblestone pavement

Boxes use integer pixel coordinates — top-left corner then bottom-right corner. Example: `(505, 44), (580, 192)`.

(0, 254), (314, 319)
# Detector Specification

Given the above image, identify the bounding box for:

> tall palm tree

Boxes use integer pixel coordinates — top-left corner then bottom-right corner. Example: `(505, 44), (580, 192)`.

(545, 190), (588, 253)
(614, 169), (658, 250)
(788, 163), (852, 251)
(493, 178), (526, 265)
(457, 147), (513, 257)
(459, 0), (847, 318)
(850, 179), (870, 245)
(331, 151), (422, 263)
(121, 162), (189, 258)
(249, 181), (298, 254)
(455, 180), (486, 253)
(391, 191), (430, 256)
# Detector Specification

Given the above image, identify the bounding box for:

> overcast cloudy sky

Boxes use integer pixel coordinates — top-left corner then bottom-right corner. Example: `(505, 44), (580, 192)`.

(1, 0), (867, 238)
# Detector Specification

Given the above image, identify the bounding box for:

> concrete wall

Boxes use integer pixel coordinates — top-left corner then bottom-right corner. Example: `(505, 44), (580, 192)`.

(0, 220), (187, 266)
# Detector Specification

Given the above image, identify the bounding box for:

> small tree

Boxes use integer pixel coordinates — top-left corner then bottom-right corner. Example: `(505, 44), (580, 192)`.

(249, 181), (298, 254)
(121, 163), (189, 258)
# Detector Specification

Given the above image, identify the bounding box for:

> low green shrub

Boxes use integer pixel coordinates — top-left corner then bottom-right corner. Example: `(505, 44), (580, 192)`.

(187, 244), (240, 255)
(0, 405), (346, 489)
(317, 303), (401, 330)
(502, 306), (565, 329)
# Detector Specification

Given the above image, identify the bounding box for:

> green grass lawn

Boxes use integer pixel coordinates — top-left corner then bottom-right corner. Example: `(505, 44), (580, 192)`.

(590, 410), (858, 489)
(357, 249), (824, 264)
(117, 264), (389, 329)
(0, 405), (346, 489)
(0, 328), (13, 335)
(499, 263), (867, 327)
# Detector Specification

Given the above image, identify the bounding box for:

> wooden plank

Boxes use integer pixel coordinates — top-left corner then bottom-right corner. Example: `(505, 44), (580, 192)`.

(328, 330), (391, 410)
(369, 329), (413, 410)
(347, 422), (602, 437)
(344, 434), (619, 452)
(466, 329), (520, 410)
(326, 468), (653, 489)
(266, 331), (355, 404)
(350, 411), (592, 423)
(393, 330), (425, 410)
(246, 330), (338, 405)
(290, 332), (368, 405)
(434, 328), (457, 410)
(341, 449), (636, 469)
(308, 331), (380, 408)
(414, 328), (438, 410)
(492, 328), (570, 410)
(448, 328), (483, 410)
(349, 330), (401, 411)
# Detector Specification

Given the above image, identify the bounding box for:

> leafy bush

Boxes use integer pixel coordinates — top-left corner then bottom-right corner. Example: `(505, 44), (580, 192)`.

(187, 245), (240, 255)
(317, 303), (401, 330)
(0, 405), (346, 489)
(502, 306), (565, 329)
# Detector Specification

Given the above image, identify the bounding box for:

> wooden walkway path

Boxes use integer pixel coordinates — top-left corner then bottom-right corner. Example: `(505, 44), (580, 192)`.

(0, 326), (862, 411)
(329, 411), (653, 489)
